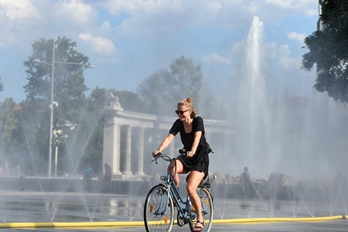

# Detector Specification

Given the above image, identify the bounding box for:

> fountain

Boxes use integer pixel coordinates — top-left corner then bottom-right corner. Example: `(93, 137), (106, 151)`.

(235, 16), (270, 176)
(1, 16), (348, 230)
(208, 16), (348, 219)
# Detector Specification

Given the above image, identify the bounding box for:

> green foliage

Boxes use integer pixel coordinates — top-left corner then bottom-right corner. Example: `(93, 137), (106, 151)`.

(0, 76), (3, 92)
(137, 69), (175, 115)
(23, 36), (90, 124)
(110, 89), (148, 113)
(76, 89), (104, 169)
(0, 98), (20, 162)
(302, 0), (348, 102)
(137, 56), (203, 116)
(0, 98), (19, 144)
(170, 56), (203, 98)
(88, 87), (108, 112)
(20, 37), (94, 175)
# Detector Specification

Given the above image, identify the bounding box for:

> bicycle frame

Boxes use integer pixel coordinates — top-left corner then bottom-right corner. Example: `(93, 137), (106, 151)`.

(162, 164), (192, 219)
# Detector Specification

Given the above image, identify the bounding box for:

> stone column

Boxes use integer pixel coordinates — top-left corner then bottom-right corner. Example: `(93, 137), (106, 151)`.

(135, 127), (145, 175)
(102, 103), (124, 177)
(123, 125), (133, 176)
(103, 121), (121, 175)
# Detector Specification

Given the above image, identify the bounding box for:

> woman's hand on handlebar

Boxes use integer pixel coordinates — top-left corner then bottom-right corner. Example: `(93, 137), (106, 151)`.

(152, 151), (161, 158)
(186, 150), (195, 157)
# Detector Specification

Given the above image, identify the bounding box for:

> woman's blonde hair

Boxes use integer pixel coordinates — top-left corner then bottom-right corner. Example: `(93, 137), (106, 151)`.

(178, 97), (198, 118)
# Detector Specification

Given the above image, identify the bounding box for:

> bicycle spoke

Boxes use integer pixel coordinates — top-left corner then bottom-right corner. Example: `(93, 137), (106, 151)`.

(197, 187), (214, 232)
(144, 185), (174, 232)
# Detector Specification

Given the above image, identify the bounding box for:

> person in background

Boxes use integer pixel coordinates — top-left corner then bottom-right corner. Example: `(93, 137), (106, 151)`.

(83, 164), (94, 191)
(240, 166), (251, 197)
(104, 163), (112, 181)
(18, 172), (26, 191)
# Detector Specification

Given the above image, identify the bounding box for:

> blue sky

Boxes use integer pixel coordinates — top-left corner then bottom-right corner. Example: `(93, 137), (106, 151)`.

(0, 0), (319, 102)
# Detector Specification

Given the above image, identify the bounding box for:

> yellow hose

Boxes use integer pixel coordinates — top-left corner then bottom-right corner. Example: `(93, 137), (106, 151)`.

(0, 215), (345, 228)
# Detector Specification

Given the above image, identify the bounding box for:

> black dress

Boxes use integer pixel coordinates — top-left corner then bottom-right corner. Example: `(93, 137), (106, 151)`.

(169, 116), (209, 177)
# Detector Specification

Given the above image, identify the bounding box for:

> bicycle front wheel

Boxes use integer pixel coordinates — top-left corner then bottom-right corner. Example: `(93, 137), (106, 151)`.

(144, 184), (174, 232)
(196, 187), (214, 232)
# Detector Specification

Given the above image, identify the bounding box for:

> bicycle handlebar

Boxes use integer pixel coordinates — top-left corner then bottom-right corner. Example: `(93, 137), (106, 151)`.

(151, 153), (171, 164)
(152, 149), (187, 164)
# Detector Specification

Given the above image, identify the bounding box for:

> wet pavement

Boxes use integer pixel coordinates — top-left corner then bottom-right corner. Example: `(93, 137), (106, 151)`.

(0, 189), (347, 231)
(7, 220), (348, 232)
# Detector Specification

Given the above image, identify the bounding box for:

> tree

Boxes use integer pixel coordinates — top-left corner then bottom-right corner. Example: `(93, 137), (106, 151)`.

(0, 98), (20, 163)
(76, 87), (107, 174)
(23, 37), (91, 123)
(87, 87), (108, 112)
(0, 76), (3, 92)
(137, 56), (203, 116)
(110, 89), (148, 113)
(22, 37), (92, 175)
(170, 55), (203, 101)
(302, 0), (348, 102)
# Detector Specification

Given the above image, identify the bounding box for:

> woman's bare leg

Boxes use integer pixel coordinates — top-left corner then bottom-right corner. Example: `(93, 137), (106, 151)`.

(186, 170), (205, 230)
(168, 159), (185, 188)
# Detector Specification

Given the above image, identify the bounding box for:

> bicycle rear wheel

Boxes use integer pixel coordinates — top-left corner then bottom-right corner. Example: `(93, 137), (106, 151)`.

(144, 184), (174, 232)
(194, 187), (214, 232)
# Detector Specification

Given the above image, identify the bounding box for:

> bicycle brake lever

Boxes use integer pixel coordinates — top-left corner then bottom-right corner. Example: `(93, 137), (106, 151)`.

(151, 152), (161, 164)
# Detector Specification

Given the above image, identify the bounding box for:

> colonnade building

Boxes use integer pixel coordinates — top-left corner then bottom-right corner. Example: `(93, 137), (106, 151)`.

(101, 101), (233, 179)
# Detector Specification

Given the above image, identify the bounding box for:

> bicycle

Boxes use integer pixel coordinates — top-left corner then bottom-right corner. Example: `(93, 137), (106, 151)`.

(144, 149), (214, 232)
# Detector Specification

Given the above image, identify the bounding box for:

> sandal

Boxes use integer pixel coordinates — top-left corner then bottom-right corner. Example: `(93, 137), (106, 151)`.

(193, 220), (204, 232)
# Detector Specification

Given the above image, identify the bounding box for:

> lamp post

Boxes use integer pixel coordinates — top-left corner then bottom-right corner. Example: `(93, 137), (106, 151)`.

(48, 40), (55, 179)
(34, 39), (94, 178)
(53, 121), (76, 177)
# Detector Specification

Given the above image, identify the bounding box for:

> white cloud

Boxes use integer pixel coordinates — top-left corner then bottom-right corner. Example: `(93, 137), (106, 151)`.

(0, 0), (319, 49)
(243, 2), (258, 14)
(0, 0), (39, 20)
(0, 0), (97, 47)
(202, 53), (231, 65)
(232, 34), (301, 72)
(278, 44), (301, 70)
(99, 0), (318, 40)
(99, 21), (113, 35)
(102, 0), (187, 38)
(200, 1), (222, 18)
(305, 9), (318, 17)
(0, 0), (320, 103)
(104, 0), (182, 15)
(103, 0), (141, 14)
(232, 41), (244, 53)
(0, 0), (41, 47)
(263, 42), (278, 59)
(56, 0), (95, 25)
(265, 0), (313, 9)
(79, 34), (116, 57)
(287, 31), (306, 43)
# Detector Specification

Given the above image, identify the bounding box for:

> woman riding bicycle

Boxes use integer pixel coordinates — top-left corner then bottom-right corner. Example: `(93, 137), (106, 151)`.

(152, 97), (210, 232)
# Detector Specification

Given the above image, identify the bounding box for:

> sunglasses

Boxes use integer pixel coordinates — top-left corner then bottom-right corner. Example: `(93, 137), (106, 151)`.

(175, 109), (189, 115)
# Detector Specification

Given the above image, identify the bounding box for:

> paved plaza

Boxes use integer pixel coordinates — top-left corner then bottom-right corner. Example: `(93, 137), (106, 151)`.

(0, 189), (347, 231)
(11, 220), (347, 232)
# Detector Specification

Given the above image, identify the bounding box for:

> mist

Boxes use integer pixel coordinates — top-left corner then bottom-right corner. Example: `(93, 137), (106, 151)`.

(205, 16), (348, 182)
